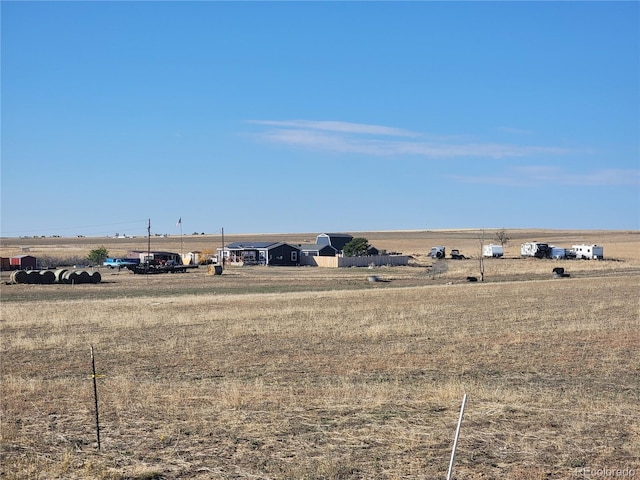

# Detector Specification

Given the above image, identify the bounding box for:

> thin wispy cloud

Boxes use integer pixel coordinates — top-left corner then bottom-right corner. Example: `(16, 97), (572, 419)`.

(249, 119), (572, 159)
(249, 120), (420, 138)
(449, 166), (640, 187)
(497, 126), (535, 135)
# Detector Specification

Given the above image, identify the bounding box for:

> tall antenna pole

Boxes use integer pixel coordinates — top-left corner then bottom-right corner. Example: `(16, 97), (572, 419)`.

(147, 219), (151, 273)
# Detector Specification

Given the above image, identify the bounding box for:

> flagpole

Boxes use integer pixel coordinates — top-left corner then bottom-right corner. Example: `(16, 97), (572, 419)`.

(180, 219), (183, 256)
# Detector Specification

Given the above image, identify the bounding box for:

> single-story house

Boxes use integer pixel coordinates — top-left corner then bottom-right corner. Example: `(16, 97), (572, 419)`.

(218, 242), (300, 266)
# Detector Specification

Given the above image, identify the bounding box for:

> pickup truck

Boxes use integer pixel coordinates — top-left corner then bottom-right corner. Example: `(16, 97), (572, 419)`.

(103, 258), (141, 269)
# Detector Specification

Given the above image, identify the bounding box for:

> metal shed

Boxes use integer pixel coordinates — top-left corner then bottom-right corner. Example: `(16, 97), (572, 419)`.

(315, 233), (354, 253)
(10, 255), (37, 270)
(1, 257), (11, 271)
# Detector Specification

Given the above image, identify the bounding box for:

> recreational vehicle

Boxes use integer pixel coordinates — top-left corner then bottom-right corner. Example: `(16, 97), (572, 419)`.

(521, 242), (550, 259)
(483, 244), (504, 258)
(572, 244), (604, 260)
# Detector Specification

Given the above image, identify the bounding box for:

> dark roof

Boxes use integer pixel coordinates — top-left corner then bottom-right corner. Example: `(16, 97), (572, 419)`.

(317, 233), (353, 238)
(225, 241), (279, 249)
(297, 243), (337, 252)
(130, 250), (180, 256)
(316, 233), (353, 251)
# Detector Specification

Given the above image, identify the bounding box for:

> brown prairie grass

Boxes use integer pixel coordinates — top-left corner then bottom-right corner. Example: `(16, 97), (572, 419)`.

(1, 230), (639, 479)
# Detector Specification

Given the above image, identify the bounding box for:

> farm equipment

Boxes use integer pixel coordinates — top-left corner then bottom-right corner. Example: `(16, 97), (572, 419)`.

(129, 261), (199, 274)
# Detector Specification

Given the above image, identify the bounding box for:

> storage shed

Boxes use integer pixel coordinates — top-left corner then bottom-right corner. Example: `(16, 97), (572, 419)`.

(315, 233), (354, 254)
(10, 255), (37, 270)
(182, 251), (202, 265)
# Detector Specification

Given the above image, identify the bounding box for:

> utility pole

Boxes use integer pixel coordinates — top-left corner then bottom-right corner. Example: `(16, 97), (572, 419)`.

(147, 219), (151, 273)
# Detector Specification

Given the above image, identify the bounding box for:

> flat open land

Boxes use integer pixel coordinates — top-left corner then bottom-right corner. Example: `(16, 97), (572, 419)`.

(1, 229), (639, 479)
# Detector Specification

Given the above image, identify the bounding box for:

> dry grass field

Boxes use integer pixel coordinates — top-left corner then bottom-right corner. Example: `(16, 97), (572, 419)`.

(1, 230), (639, 479)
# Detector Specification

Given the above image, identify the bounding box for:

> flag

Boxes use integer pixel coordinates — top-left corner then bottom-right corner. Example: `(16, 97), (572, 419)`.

(176, 217), (182, 227)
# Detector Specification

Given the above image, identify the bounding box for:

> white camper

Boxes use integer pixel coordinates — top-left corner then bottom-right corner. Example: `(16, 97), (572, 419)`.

(521, 242), (550, 258)
(483, 244), (504, 258)
(572, 244), (604, 260)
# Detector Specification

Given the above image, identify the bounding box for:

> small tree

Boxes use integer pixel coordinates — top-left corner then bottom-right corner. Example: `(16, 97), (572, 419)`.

(87, 246), (109, 266)
(343, 237), (370, 257)
(494, 228), (511, 248)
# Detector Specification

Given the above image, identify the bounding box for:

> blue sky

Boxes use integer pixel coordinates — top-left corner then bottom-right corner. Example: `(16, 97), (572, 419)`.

(2, 1), (638, 237)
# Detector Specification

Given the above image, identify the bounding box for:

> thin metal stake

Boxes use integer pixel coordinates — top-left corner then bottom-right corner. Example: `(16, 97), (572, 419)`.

(90, 345), (101, 451)
(447, 393), (467, 480)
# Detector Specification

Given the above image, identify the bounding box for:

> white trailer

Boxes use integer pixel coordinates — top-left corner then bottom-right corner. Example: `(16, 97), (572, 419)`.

(483, 244), (504, 257)
(572, 244), (604, 260)
(521, 242), (550, 258)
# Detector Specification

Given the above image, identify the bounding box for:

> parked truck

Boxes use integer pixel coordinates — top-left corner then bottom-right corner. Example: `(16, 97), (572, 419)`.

(450, 249), (467, 259)
(103, 258), (140, 269)
(429, 246), (446, 259)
